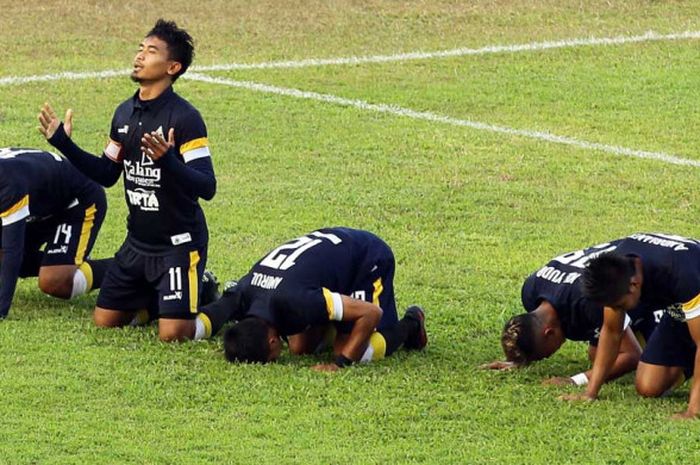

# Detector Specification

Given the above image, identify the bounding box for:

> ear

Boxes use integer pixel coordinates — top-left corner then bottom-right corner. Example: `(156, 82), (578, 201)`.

(167, 61), (183, 78)
(543, 327), (555, 338)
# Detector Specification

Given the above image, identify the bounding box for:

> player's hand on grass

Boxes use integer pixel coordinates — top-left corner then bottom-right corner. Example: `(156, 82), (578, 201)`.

(312, 363), (340, 372)
(38, 103), (72, 139)
(671, 410), (699, 420)
(558, 392), (596, 402)
(543, 376), (575, 386)
(479, 360), (518, 371)
(141, 127), (174, 161)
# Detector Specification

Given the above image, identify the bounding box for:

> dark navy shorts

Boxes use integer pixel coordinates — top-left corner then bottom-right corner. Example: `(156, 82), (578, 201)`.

(336, 243), (398, 333)
(24, 189), (107, 269)
(97, 241), (207, 320)
(640, 313), (696, 378)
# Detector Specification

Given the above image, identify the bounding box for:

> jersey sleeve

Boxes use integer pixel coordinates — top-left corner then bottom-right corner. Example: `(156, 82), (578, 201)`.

(176, 109), (211, 164)
(104, 111), (125, 163)
(0, 194), (29, 226)
(675, 262), (700, 320)
(280, 287), (340, 326)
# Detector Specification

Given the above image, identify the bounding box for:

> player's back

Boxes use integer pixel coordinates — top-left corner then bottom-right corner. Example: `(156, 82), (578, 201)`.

(0, 148), (99, 218)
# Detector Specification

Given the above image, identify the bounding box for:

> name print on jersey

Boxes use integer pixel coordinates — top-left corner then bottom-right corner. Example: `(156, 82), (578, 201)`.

(127, 188), (159, 212)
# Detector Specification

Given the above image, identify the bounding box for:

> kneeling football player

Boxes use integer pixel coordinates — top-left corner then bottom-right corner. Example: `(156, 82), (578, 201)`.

(0, 147), (112, 319)
(484, 240), (658, 388)
(209, 227), (427, 370)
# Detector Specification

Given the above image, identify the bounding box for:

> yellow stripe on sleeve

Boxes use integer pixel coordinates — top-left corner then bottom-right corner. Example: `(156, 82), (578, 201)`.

(682, 292), (700, 320)
(180, 137), (208, 154)
(323, 288), (334, 320)
(372, 278), (383, 306)
(188, 251), (201, 313)
(74, 204), (97, 265)
(1, 195), (28, 218)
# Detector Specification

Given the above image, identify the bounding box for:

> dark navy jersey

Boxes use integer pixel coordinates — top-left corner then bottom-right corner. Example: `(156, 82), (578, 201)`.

(522, 239), (638, 345)
(105, 86), (212, 252)
(612, 233), (700, 323)
(236, 227), (391, 336)
(0, 148), (101, 225)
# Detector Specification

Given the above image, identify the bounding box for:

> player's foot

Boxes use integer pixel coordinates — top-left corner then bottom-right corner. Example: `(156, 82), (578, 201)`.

(403, 305), (427, 350)
(199, 270), (220, 306)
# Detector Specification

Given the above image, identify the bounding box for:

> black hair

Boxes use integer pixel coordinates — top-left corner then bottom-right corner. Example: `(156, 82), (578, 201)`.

(501, 313), (539, 364)
(146, 19), (194, 81)
(582, 253), (636, 305)
(223, 318), (271, 363)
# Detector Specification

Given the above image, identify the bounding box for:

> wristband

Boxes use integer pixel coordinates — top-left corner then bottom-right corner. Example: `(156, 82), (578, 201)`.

(570, 372), (589, 386)
(334, 354), (354, 368)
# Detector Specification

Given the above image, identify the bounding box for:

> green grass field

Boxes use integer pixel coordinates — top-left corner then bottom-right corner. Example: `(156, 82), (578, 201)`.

(2, 1), (700, 463)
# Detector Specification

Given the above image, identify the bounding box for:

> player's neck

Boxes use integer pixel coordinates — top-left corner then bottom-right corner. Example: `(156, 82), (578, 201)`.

(138, 78), (172, 101)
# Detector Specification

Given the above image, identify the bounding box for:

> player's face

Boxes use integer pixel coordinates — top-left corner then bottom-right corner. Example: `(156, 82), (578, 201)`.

(608, 282), (641, 313)
(534, 327), (565, 360)
(131, 36), (179, 83)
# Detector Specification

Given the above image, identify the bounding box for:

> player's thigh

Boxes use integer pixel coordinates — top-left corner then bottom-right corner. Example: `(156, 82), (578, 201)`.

(358, 251), (398, 330)
(96, 244), (152, 315)
(37, 264), (78, 297)
(158, 318), (196, 342)
(94, 306), (139, 328)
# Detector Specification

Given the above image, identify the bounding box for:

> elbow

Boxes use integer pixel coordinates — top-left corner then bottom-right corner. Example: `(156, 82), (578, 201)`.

(200, 179), (216, 201)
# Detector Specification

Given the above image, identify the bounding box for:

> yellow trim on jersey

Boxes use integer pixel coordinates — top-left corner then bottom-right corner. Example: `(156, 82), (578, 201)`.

(323, 288), (334, 320)
(74, 204), (97, 265)
(682, 292), (700, 314)
(78, 262), (94, 292)
(188, 251), (201, 313)
(368, 332), (387, 361)
(1, 194), (28, 218)
(180, 137), (209, 154)
(197, 313), (212, 338)
(372, 278), (383, 306)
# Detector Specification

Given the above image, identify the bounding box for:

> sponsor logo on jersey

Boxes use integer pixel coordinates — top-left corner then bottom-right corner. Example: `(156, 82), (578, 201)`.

(124, 159), (161, 187)
(117, 125), (129, 134)
(251, 272), (283, 290)
(127, 188), (159, 212)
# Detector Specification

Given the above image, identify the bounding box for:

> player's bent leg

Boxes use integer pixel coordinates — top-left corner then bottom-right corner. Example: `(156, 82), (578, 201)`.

(635, 362), (685, 398)
(37, 264), (78, 299)
(94, 306), (138, 328)
(158, 318), (196, 342)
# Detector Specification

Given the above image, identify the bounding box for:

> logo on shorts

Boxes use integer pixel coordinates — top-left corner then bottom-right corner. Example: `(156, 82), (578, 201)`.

(46, 245), (69, 255)
(163, 291), (183, 301)
(127, 188), (159, 211)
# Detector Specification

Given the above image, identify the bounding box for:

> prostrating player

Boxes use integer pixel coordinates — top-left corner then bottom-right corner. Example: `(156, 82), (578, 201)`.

(38, 20), (220, 341)
(579, 233), (700, 419)
(484, 248), (658, 387)
(213, 227), (427, 370)
(0, 147), (111, 319)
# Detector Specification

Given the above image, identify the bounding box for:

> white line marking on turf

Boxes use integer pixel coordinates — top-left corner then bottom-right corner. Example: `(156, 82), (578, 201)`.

(2, 30), (699, 86)
(185, 72), (700, 168)
(194, 30), (700, 71)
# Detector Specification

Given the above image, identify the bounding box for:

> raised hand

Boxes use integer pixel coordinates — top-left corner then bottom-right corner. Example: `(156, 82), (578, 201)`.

(141, 127), (175, 161)
(38, 103), (72, 139)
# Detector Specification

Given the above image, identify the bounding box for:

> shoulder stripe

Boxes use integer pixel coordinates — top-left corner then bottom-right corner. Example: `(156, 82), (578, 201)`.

(180, 137), (208, 154)
(1, 195), (29, 225)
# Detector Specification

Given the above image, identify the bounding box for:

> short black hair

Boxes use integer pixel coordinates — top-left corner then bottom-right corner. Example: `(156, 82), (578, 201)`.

(582, 253), (635, 304)
(223, 318), (271, 363)
(146, 19), (194, 81)
(501, 313), (539, 364)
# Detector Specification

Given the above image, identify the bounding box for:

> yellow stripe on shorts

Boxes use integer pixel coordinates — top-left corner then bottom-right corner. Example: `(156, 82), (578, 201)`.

(74, 204), (97, 265)
(188, 251), (201, 313)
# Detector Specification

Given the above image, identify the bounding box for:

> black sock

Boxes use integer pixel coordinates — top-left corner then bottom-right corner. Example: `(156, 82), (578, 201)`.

(198, 291), (240, 336)
(378, 318), (418, 356)
(85, 258), (112, 289)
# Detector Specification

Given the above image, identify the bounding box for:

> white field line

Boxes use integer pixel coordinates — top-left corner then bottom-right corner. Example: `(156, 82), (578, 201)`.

(186, 72), (700, 168)
(2, 30), (700, 86)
